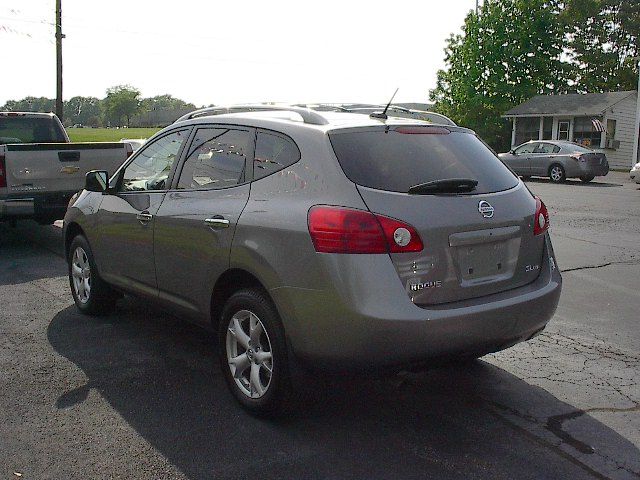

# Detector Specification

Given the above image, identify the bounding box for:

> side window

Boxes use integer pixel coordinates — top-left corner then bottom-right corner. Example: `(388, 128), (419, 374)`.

(121, 130), (187, 192)
(534, 143), (556, 154)
(515, 143), (536, 155)
(253, 131), (300, 181)
(177, 128), (250, 190)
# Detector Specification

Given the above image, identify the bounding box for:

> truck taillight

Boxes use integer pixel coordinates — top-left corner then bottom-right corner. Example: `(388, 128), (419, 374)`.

(308, 206), (423, 254)
(534, 197), (550, 236)
(0, 151), (6, 188)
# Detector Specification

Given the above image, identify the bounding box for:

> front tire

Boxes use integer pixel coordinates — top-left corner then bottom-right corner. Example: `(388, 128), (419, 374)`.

(218, 288), (292, 415)
(68, 235), (118, 315)
(549, 164), (566, 183)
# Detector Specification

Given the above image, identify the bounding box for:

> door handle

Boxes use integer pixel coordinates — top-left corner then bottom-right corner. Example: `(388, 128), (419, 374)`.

(136, 211), (153, 224)
(205, 217), (230, 228)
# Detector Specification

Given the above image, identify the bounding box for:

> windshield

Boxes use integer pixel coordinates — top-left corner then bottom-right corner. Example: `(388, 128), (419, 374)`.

(329, 126), (519, 194)
(0, 116), (67, 144)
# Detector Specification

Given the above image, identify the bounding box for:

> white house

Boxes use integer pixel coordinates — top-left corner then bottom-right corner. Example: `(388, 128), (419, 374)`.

(504, 91), (639, 169)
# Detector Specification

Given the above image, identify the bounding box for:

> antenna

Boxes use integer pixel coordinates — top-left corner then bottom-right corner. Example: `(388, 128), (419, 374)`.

(370, 88), (399, 120)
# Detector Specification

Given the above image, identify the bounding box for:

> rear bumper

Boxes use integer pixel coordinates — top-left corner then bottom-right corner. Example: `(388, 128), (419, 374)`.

(0, 191), (75, 221)
(272, 234), (561, 370)
(0, 197), (35, 218)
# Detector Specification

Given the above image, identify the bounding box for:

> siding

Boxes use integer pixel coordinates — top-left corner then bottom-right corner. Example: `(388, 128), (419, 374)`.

(595, 93), (638, 169)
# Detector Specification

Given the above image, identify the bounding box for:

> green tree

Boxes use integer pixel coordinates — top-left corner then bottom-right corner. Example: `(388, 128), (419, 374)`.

(63, 96), (102, 126)
(562, 0), (639, 92)
(102, 85), (141, 127)
(2, 97), (55, 113)
(430, 0), (569, 151)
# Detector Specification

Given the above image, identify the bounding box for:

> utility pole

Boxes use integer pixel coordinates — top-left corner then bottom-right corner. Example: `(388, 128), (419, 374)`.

(55, 0), (64, 121)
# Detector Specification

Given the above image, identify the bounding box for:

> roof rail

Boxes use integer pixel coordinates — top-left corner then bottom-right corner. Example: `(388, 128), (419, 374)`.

(294, 103), (456, 126)
(174, 104), (330, 125)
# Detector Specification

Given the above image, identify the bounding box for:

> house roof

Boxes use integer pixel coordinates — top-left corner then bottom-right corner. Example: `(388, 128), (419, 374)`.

(504, 91), (637, 117)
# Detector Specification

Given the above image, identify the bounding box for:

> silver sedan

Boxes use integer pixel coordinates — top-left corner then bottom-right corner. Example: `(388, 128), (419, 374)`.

(499, 140), (609, 183)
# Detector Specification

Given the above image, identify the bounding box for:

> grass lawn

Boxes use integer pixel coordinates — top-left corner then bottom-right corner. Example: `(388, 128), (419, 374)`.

(67, 127), (161, 143)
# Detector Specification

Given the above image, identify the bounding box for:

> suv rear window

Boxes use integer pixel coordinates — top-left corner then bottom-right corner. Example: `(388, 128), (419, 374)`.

(329, 126), (518, 194)
(0, 116), (67, 144)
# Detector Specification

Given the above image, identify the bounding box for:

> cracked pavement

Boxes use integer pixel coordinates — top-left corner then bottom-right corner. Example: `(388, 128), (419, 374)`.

(0, 172), (639, 479)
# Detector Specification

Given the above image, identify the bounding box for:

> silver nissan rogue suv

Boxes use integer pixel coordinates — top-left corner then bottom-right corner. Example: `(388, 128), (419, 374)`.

(64, 106), (562, 414)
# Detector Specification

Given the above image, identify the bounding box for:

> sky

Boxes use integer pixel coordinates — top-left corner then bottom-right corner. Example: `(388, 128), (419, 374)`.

(0, 0), (477, 107)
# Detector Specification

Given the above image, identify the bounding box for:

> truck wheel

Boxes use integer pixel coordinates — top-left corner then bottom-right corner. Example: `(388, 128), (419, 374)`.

(549, 164), (566, 183)
(218, 288), (292, 416)
(68, 235), (118, 315)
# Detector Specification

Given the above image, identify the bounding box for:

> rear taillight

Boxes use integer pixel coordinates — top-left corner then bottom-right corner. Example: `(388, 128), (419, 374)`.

(308, 206), (423, 254)
(534, 197), (550, 236)
(0, 151), (6, 188)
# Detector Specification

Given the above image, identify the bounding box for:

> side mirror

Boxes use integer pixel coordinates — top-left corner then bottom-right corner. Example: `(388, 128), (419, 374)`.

(85, 170), (109, 192)
(510, 149), (516, 154)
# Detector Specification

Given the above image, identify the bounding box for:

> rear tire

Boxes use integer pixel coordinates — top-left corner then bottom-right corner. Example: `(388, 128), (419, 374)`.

(218, 288), (292, 415)
(68, 235), (118, 315)
(549, 164), (566, 183)
(580, 175), (595, 183)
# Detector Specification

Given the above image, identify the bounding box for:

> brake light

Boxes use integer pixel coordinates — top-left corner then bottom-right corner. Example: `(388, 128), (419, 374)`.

(394, 126), (450, 135)
(534, 197), (550, 236)
(308, 206), (423, 254)
(0, 151), (6, 188)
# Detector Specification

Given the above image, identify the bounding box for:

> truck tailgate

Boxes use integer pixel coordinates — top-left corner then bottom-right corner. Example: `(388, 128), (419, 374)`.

(3, 142), (128, 196)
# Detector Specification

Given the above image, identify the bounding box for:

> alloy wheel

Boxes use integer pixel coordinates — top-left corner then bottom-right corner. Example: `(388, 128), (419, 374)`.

(550, 166), (563, 182)
(226, 309), (274, 398)
(71, 246), (91, 304)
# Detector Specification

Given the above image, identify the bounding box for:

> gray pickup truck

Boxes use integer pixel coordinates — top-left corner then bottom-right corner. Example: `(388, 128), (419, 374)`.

(0, 112), (132, 224)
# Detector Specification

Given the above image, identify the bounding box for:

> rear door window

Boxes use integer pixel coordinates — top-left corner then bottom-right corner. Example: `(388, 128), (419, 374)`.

(177, 127), (250, 190)
(329, 126), (518, 194)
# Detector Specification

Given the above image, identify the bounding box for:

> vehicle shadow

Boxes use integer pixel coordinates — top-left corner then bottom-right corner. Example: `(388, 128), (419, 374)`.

(0, 221), (66, 286)
(47, 300), (640, 480)
(524, 177), (623, 188)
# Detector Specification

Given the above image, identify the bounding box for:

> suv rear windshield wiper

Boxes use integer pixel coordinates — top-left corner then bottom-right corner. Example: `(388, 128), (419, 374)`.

(408, 178), (478, 194)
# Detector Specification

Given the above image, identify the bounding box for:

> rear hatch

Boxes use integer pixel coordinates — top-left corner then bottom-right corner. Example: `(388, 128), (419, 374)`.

(329, 125), (545, 306)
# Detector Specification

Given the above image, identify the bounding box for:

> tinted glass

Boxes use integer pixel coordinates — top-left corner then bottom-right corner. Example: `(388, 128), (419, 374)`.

(121, 130), (187, 191)
(177, 128), (249, 190)
(0, 116), (66, 144)
(534, 143), (559, 154)
(329, 127), (518, 194)
(253, 131), (300, 181)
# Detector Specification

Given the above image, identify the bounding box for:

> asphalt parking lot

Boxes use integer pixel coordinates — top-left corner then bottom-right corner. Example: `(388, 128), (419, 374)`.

(1, 172), (638, 480)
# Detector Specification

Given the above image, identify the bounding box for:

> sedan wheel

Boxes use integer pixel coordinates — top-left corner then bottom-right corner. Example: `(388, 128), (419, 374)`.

(549, 164), (566, 183)
(226, 310), (274, 399)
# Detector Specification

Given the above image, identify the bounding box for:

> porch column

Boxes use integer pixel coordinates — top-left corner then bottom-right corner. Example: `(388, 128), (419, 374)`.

(539, 117), (544, 140)
(511, 118), (517, 147)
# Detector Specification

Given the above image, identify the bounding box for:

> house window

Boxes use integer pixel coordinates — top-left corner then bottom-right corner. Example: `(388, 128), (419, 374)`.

(515, 117), (540, 145)
(542, 117), (553, 140)
(558, 121), (570, 140)
(573, 116), (603, 148)
(606, 119), (616, 140)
